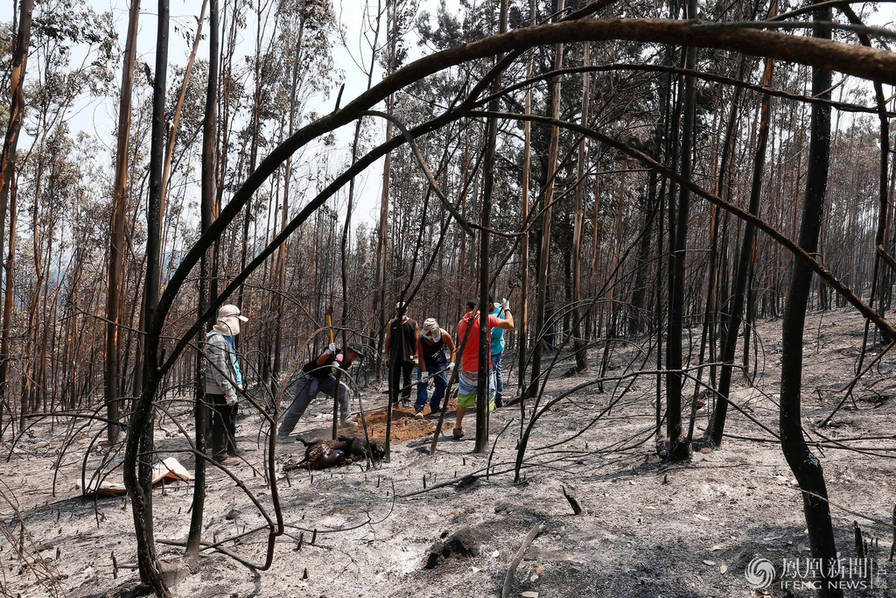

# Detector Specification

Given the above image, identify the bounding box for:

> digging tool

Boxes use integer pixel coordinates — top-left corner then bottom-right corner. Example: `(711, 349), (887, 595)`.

(327, 306), (339, 440)
(381, 364), (454, 396)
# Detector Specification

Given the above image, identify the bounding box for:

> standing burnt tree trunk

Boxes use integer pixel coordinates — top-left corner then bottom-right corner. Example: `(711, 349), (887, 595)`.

(570, 42), (590, 372)
(105, 0), (141, 445)
(0, 0), (34, 436)
(516, 0), (536, 421)
(529, 0), (564, 397)
(706, 0), (777, 446)
(375, 0), (397, 379)
(187, 0), (218, 558)
(0, 171), (17, 439)
(122, 0), (170, 594)
(665, 0), (697, 460)
(688, 56), (747, 444)
(474, 0), (508, 454)
(779, 7), (841, 596)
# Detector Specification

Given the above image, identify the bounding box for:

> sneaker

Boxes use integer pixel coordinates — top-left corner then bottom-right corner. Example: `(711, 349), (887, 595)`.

(414, 410), (424, 419)
(494, 394), (503, 408)
(339, 418), (358, 428)
(452, 427), (464, 440)
(429, 406), (441, 415)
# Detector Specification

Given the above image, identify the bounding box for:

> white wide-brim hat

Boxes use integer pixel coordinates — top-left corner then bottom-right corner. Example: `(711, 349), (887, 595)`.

(215, 304), (248, 336)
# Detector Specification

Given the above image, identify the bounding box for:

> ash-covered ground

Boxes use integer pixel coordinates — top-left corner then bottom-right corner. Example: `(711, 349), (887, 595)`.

(3, 307), (895, 597)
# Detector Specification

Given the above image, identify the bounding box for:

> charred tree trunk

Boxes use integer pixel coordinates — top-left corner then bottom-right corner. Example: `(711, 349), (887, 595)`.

(686, 55), (747, 446)
(0, 180), (17, 437)
(122, 0), (170, 593)
(375, 1), (398, 381)
(475, 0), (508, 454)
(629, 172), (657, 336)
(665, 0), (697, 460)
(339, 5), (381, 440)
(187, 0), (218, 558)
(0, 0), (32, 296)
(571, 42), (590, 372)
(707, 2), (776, 446)
(530, 0), (564, 397)
(779, 7), (841, 596)
(517, 0), (536, 425)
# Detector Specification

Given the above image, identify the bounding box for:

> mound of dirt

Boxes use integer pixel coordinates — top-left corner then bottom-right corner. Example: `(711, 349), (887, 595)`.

(355, 402), (456, 441)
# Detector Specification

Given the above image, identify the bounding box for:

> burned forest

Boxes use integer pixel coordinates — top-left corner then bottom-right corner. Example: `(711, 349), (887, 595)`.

(3, 0), (896, 596)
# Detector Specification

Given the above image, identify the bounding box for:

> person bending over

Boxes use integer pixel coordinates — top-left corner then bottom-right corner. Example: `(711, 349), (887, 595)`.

(278, 343), (365, 440)
(414, 317), (456, 417)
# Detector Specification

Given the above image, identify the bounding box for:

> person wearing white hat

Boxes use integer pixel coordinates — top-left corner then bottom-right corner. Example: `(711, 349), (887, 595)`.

(204, 304), (248, 460)
(413, 318), (456, 416)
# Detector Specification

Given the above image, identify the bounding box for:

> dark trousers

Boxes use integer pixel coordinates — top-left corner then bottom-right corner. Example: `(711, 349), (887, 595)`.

(278, 373), (351, 438)
(415, 359), (448, 412)
(388, 359), (414, 404)
(209, 393), (237, 456)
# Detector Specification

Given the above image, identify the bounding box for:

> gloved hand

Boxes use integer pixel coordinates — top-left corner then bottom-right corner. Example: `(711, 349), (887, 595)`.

(328, 342), (337, 353)
(501, 297), (510, 311)
(446, 362), (455, 370)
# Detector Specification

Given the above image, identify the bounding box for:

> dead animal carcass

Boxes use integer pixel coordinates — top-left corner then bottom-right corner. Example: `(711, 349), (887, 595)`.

(285, 436), (384, 471)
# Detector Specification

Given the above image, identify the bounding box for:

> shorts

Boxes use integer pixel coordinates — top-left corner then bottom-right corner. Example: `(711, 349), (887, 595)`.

(456, 369), (495, 411)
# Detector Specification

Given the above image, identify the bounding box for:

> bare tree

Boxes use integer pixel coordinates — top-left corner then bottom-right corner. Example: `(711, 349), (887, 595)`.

(104, 0), (141, 446)
(516, 0), (536, 420)
(665, 0), (697, 460)
(571, 41), (590, 373)
(473, 0), (508, 453)
(529, 0), (565, 397)
(778, 6), (841, 596)
(122, 0), (170, 593)
(706, 0), (777, 447)
(0, 0), (34, 436)
(187, 0), (218, 558)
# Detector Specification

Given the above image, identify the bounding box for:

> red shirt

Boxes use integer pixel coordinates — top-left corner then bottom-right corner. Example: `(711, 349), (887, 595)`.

(456, 311), (502, 371)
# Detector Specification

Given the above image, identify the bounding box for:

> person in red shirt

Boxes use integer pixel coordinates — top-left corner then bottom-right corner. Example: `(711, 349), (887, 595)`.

(453, 299), (513, 439)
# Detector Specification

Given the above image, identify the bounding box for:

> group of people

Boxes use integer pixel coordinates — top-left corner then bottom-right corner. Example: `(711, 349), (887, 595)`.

(384, 298), (513, 440)
(202, 296), (514, 459)
(203, 303), (366, 460)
